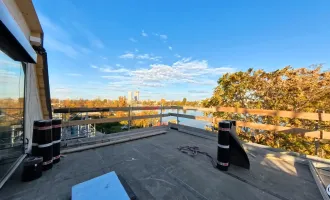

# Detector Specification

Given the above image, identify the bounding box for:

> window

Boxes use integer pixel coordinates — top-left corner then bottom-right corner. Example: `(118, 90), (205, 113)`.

(0, 50), (25, 179)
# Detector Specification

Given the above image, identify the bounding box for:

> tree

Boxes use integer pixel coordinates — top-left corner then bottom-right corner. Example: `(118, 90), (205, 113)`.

(160, 98), (166, 106)
(182, 97), (187, 106)
(203, 65), (330, 157)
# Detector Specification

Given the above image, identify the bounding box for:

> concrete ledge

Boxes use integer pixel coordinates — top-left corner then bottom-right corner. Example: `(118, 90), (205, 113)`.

(62, 130), (167, 154)
(63, 126), (168, 148)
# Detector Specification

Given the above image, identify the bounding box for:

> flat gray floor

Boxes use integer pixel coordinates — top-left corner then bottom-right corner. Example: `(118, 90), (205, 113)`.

(0, 129), (321, 200)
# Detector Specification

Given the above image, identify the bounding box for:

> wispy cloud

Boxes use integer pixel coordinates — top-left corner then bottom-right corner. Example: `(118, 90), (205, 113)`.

(39, 12), (92, 58)
(45, 37), (79, 58)
(119, 52), (161, 61)
(66, 73), (82, 76)
(129, 37), (138, 43)
(169, 46), (173, 51)
(90, 65), (98, 69)
(174, 54), (181, 58)
(119, 53), (135, 59)
(99, 67), (129, 73)
(153, 33), (168, 40)
(136, 54), (162, 61)
(141, 30), (148, 37)
(0, 59), (21, 68)
(71, 22), (104, 49)
(160, 34), (168, 40)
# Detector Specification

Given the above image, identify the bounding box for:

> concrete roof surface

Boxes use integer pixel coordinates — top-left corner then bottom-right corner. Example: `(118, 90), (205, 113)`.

(0, 129), (322, 200)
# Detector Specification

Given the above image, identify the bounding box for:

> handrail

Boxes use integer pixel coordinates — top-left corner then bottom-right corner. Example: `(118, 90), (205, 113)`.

(54, 106), (177, 113)
(168, 113), (330, 139)
(182, 106), (330, 121)
(62, 114), (170, 127)
(57, 105), (329, 139)
(54, 105), (330, 121)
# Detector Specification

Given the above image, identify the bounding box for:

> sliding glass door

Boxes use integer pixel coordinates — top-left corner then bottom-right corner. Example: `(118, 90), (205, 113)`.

(0, 50), (25, 180)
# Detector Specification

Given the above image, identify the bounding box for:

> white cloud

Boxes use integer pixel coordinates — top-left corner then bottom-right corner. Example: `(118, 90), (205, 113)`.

(169, 46), (173, 51)
(71, 21), (104, 49)
(90, 65), (98, 69)
(129, 58), (234, 87)
(136, 54), (161, 61)
(129, 37), (138, 43)
(174, 54), (181, 58)
(119, 53), (161, 61)
(45, 37), (79, 58)
(160, 34), (168, 40)
(102, 75), (130, 80)
(0, 59), (21, 68)
(115, 64), (122, 67)
(99, 68), (129, 73)
(66, 73), (82, 76)
(100, 56), (108, 60)
(153, 33), (168, 40)
(135, 48), (139, 52)
(94, 58), (234, 91)
(119, 53), (135, 59)
(141, 30), (148, 37)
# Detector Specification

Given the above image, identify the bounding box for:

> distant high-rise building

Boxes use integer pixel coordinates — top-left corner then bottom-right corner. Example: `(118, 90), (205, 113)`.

(128, 91), (132, 102)
(134, 91), (140, 101)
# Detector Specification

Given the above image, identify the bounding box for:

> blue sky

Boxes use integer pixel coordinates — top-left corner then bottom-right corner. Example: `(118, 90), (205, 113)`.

(33, 0), (330, 100)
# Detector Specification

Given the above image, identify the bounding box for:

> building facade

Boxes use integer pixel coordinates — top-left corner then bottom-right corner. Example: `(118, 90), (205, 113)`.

(0, 0), (51, 188)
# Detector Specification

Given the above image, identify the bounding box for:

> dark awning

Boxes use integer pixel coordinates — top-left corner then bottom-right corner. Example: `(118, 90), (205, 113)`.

(0, 1), (36, 63)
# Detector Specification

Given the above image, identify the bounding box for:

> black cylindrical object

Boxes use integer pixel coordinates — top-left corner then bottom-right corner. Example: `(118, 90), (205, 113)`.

(32, 121), (40, 156)
(217, 121), (231, 171)
(38, 120), (53, 170)
(52, 119), (62, 164)
(21, 156), (43, 182)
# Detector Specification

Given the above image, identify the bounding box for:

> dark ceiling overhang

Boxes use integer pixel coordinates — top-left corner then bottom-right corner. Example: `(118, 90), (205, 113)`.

(0, 1), (36, 63)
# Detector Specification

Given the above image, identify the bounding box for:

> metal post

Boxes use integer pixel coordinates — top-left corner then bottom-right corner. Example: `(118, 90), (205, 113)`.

(318, 110), (324, 139)
(128, 105), (131, 130)
(160, 105), (163, 125)
(94, 123), (96, 135)
(177, 106), (179, 124)
(318, 110), (325, 157)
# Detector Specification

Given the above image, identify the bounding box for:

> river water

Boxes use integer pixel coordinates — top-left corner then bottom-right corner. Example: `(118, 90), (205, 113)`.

(161, 109), (211, 129)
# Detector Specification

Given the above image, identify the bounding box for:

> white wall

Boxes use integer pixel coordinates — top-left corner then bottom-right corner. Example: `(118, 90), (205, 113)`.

(24, 64), (43, 153)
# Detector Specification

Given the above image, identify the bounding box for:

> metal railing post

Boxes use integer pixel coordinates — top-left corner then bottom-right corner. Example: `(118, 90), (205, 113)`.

(160, 105), (163, 125)
(128, 105), (131, 130)
(177, 106), (179, 124)
(318, 110), (325, 157)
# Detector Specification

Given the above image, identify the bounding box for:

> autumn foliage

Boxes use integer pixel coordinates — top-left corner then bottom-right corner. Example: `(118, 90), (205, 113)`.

(203, 65), (330, 157)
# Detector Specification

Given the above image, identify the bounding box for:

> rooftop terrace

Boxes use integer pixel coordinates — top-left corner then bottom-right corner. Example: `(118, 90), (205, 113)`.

(0, 125), (324, 200)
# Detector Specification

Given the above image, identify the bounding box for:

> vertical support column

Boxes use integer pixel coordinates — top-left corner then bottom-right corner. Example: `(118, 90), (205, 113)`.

(177, 106), (179, 124)
(160, 105), (163, 125)
(318, 110), (324, 139)
(94, 123), (96, 135)
(128, 106), (131, 130)
(318, 110), (325, 157)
